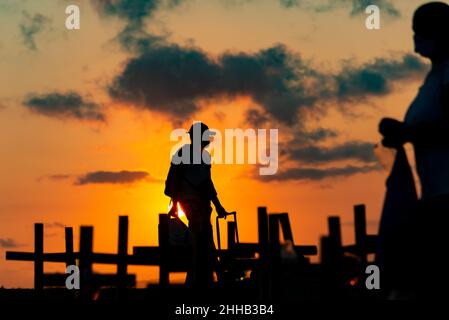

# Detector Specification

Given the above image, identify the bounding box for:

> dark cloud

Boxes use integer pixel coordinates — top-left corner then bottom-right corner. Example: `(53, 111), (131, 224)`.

(287, 141), (377, 164)
(93, 0), (423, 125)
(335, 54), (427, 101)
(93, 0), (413, 182)
(350, 0), (399, 17)
(19, 11), (51, 51)
(279, 0), (400, 17)
(92, 0), (160, 41)
(93, 0), (160, 24)
(23, 92), (105, 122)
(91, 0), (184, 49)
(109, 43), (221, 117)
(47, 174), (71, 181)
(290, 128), (339, 145)
(262, 164), (382, 181)
(266, 136), (379, 181)
(75, 170), (158, 185)
(246, 109), (270, 127)
(109, 41), (426, 125)
(92, 0), (400, 21)
(0, 238), (21, 249)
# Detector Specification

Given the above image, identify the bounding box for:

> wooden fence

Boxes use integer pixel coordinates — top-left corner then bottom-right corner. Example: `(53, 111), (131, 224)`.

(5, 205), (376, 299)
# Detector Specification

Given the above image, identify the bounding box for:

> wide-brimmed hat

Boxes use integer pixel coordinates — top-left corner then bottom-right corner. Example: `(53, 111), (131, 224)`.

(188, 122), (215, 139)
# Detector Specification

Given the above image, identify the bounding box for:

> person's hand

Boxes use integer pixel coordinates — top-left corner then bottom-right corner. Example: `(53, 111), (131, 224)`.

(379, 118), (406, 148)
(168, 201), (178, 218)
(379, 118), (404, 138)
(216, 205), (228, 218)
(381, 137), (403, 148)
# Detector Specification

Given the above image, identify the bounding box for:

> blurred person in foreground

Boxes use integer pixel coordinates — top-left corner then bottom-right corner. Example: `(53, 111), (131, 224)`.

(378, 2), (449, 299)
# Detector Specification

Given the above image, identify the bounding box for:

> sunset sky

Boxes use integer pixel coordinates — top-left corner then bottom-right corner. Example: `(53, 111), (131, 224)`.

(0, 0), (438, 288)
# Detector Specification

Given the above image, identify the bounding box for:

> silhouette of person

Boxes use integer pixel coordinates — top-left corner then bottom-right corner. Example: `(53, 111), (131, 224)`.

(379, 2), (449, 298)
(164, 122), (229, 290)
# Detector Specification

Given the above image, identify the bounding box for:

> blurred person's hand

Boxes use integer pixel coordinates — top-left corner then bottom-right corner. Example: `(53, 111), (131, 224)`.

(379, 118), (406, 148)
(216, 205), (228, 218)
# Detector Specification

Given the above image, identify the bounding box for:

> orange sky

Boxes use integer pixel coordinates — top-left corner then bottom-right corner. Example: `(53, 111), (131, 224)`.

(0, 0), (437, 288)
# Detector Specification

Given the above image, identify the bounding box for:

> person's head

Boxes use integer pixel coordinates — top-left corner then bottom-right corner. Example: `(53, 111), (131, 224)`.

(188, 122), (214, 149)
(413, 2), (449, 60)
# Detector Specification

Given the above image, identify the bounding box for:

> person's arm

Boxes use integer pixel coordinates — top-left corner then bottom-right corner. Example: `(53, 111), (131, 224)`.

(403, 83), (449, 146)
(211, 194), (227, 217)
(205, 167), (228, 217)
(403, 121), (449, 146)
(165, 162), (182, 216)
(380, 83), (449, 148)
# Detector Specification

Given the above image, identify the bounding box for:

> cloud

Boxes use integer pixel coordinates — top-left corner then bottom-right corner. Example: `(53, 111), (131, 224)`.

(19, 11), (51, 51)
(262, 164), (382, 181)
(23, 92), (105, 122)
(92, 0), (412, 182)
(289, 128), (339, 145)
(262, 135), (379, 181)
(109, 40), (426, 125)
(75, 170), (158, 185)
(37, 174), (72, 182)
(349, 0), (399, 17)
(93, 0), (423, 125)
(279, 0), (400, 17)
(91, 0), (185, 49)
(335, 54), (427, 101)
(45, 222), (66, 229)
(46, 174), (71, 181)
(0, 238), (21, 249)
(287, 141), (377, 164)
(93, 0), (161, 24)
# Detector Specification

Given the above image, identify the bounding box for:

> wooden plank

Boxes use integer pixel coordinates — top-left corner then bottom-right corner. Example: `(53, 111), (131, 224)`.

(34, 223), (44, 290)
(344, 235), (378, 255)
(6, 251), (35, 261)
(7, 244), (317, 265)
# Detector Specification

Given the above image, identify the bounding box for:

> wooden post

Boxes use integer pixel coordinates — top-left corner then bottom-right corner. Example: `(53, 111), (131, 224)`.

(320, 236), (331, 265)
(117, 216), (128, 291)
(257, 207), (270, 300)
(79, 226), (93, 294)
(268, 215), (280, 246)
(227, 221), (236, 249)
(279, 213), (294, 242)
(258, 207), (269, 246)
(328, 216), (342, 249)
(34, 223), (44, 290)
(268, 214), (281, 301)
(158, 214), (169, 287)
(327, 216), (343, 266)
(354, 204), (367, 264)
(65, 227), (75, 267)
